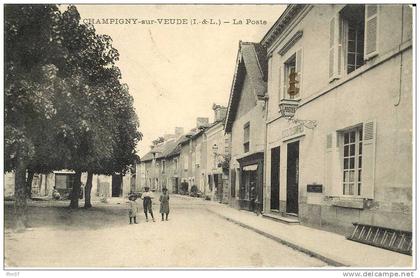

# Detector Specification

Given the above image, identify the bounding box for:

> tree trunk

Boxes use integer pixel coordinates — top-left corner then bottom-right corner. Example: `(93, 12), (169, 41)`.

(69, 171), (82, 209)
(84, 172), (93, 208)
(14, 156), (28, 230)
(26, 170), (34, 199)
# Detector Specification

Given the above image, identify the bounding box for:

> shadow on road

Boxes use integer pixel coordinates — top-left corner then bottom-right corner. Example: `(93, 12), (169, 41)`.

(4, 200), (134, 231)
(4, 195), (208, 232)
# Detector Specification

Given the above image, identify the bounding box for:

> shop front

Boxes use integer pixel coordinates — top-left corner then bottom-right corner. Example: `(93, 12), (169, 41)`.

(237, 152), (264, 212)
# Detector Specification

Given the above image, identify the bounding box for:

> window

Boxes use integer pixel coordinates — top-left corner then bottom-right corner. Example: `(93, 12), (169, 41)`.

(174, 158), (178, 171)
(230, 169), (236, 198)
(162, 160), (166, 173)
(283, 54), (300, 100)
(184, 156), (188, 170)
(342, 127), (363, 196)
(243, 122), (250, 153)
(340, 5), (365, 74)
(330, 5), (379, 80)
(196, 143), (201, 166)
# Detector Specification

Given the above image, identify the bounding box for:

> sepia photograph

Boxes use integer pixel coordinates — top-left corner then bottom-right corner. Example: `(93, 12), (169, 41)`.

(2, 2), (415, 273)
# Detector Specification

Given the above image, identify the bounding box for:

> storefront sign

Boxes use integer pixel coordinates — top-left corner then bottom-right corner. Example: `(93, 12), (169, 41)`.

(282, 124), (304, 139)
(242, 164), (258, 171)
(307, 184), (323, 193)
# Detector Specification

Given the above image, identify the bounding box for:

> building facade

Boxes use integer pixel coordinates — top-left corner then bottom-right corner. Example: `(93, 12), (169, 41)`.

(261, 4), (412, 234)
(225, 41), (268, 211)
(205, 105), (230, 202)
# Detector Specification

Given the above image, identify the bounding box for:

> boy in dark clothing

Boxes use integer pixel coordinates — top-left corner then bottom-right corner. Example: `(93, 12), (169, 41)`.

(141, 187), (155, 222)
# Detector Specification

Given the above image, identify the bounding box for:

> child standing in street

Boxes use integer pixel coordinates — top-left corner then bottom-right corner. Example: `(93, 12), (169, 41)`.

(128, 194), (139, 224)
(141, 187), (155, 222)
(159, 187), (170, 221)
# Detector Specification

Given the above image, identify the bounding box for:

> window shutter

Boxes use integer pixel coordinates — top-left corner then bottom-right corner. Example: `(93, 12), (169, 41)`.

(361, 120), (376, 199)
(329, 17), (341, 81)
(364, 5), (379, 60)
(328, 18), (335, 80)
(282, 65), (287, 100)
(278, 62), (283, 102)
(337, 18), (343, 76)
(325, 132), (340, 196)
(325, 133), (333, 195)
(296, 48), (303, 97)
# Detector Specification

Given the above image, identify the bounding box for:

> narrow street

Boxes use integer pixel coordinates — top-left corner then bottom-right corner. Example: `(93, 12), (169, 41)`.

(5, 195), (327, 268)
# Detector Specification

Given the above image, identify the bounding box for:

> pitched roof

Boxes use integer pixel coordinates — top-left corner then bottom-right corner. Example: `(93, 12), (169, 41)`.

(166, 135), (189, 158)
(224, 41), (268, 133)
(140, 139), (178, 162)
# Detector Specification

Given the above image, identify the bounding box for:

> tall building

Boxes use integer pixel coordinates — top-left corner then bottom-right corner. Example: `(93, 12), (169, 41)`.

(261, 4), (412, 234)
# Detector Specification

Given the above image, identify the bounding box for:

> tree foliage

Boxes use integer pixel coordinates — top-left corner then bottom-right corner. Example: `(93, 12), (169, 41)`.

(5, 4), (142, 216)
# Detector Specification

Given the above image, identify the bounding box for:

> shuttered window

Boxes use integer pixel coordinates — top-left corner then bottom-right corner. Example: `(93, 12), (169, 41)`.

(325, 121), (376, 198)
(280, 49), (303, 100)
(244, 122), (250, 153)
(330, 5), (379, 79)
(283, 49), (303, 100)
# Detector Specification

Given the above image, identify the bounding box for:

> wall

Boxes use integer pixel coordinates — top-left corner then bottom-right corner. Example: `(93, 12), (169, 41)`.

(230, 71), (267, 205)
(205, 122), (228, 198)
(179, 143), (191, 188)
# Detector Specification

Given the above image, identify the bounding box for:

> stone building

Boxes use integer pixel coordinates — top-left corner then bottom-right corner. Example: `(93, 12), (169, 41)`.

(261, 4), (412, 234)
(225, 41), (268, 211)
(204, 104), (230, 202)
(139, 135), (179, 192)
(177, 118), (208, 193)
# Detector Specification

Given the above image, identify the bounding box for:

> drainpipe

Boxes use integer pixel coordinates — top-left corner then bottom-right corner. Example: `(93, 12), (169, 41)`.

(263, 93), (270, 215)
(394, 5), (405, 107)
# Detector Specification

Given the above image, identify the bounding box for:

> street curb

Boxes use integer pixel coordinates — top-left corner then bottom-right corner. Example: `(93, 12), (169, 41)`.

(206, 208), (348, 267)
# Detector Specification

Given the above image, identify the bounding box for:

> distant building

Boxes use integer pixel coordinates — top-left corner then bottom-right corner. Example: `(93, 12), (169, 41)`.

(138, 127), (185, 192)
(204, 104), (230, 202)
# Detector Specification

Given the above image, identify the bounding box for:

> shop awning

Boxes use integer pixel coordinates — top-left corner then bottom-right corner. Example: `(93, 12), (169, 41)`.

(242, 164), (258, 171)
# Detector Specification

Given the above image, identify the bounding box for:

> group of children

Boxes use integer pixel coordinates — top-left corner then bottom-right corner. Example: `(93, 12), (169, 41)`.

(128, 186), (170, 224)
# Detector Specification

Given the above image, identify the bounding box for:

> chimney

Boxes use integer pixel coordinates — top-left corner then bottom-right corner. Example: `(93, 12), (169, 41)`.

(175, 127), (184, 139)
(212, 104), (227, 123)
(196, 117), (209, 129)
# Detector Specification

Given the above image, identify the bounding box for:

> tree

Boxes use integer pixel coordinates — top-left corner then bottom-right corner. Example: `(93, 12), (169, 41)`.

(57, 6), (141, 208)
(5, 4), (142, 216)
(5, 5), (66, 228)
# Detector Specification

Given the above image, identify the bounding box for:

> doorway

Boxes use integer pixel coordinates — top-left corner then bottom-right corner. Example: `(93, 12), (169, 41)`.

(270, 147), (280, 211)
(112, 174), (122, 197)
(214, 174), (223, 202)
(286, 141), (299, 214)
(174, 177), (179, 194)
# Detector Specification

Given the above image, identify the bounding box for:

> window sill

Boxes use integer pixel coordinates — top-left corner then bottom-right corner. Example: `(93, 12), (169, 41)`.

(330, 196), (365, 209)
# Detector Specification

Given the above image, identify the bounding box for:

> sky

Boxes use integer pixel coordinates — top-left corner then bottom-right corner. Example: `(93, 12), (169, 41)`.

(75, 5), (286, 156)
